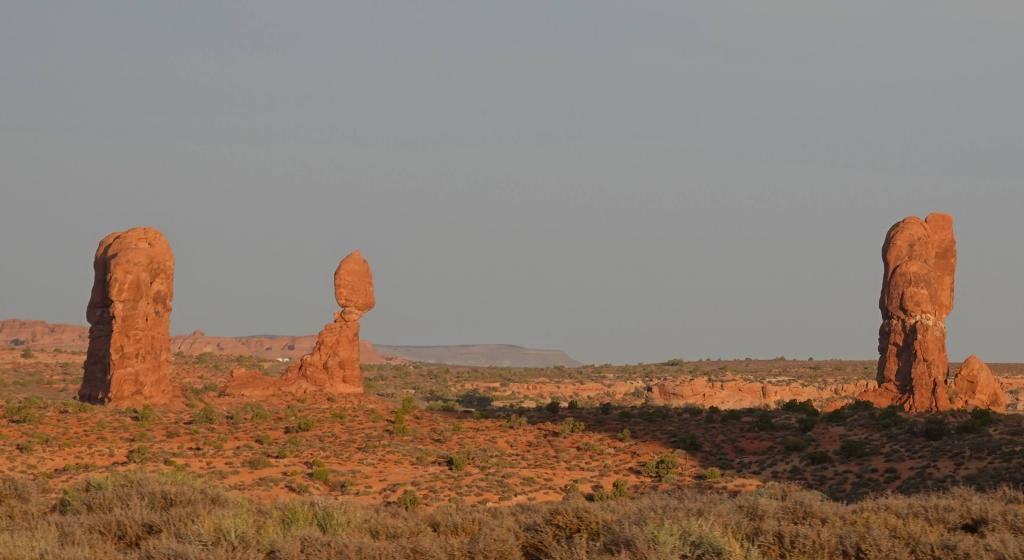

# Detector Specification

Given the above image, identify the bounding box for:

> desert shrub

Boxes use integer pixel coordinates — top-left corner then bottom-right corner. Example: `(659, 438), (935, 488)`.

(20, 348), (35, 359)
(721, 410), (742, 423)
(923, 417), (950, 441)
(750, 411), (775, 432)
(567, 399), (580, 410)
(458, 391), (493, 410)
(273, 436), (302, 459)
(781, 399), (819, 417)
(823, 409), (846, 423)
(128, 404), (158, 424)
(191, 404), (220, 425)
(844, 400), (875, 412)
(245, 454), (272, 469)
(703, 467), (722, 480)
(674, 433), (702, 452)
(397, 395), (417, 416)
(600, 402), (614, 415)
(447, 453), (469, 471)
(875, 405), (905, 429)
(397, 489), (421, 511)
(619, 428), (632, 442)
(1, 472), (1022, 559)
(506, 414), (528, 429)
(126, 445), (153, 464)
(310, 465), (331, 483)
(838, 439), (874, 460)
(558, 417), (586, 436)
(796, 415), (819, 433)
(803, 450), (832, 465)
(783, 437), (810, 452)
(242, 402), (271, 422)
(392, 415), (411, 436)
(545, 399), (562, 414)
(4, 397), (46, 424)
(58, 400), (93, 415)
(682, 405), (705, 417)
(643, 452), (681, 482)
(970, 407), (997, 426)
(286, 416), (315, 433)
(611, 479), (629, 498)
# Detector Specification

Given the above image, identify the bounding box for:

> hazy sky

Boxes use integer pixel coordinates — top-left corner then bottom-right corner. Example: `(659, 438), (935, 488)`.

(2, 2), (1023, 364)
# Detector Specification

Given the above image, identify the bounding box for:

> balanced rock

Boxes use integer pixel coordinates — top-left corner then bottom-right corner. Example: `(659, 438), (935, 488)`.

(225, 250), (374, 397)
(859, 213), (956, 412)
(951, 355), (1007, 413)
(79, 227), (177, 405)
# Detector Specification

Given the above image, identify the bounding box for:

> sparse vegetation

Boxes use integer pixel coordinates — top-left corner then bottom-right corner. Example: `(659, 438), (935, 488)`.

(5, 472), (1016, 559)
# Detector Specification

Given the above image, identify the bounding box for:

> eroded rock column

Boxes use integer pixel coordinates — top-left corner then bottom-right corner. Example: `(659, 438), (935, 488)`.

(79, 227), (175, 405)
(860, 213), (956, 412)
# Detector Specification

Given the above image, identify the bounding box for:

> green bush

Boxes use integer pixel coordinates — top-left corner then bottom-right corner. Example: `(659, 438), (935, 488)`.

(4, 397), (46, 424)
(506, 414), (528, 429)
(128, 404), (158, 424)
(642, 452), (681, 482)
(838, 439), (873, 460)
(398, 489), (421, 511)
(286, 417), (315, 433)
(803, 450), (832, 465)
(781, 399), (819, 417)
(558, 417), (586, 436)
(446, 453), (469, 471)
(797, 415), (819, 433)
(126, 445), (153, 464)
(192, 404), (220, 425)
(673, 433), (702, 452)
(782, 437), (810, 452)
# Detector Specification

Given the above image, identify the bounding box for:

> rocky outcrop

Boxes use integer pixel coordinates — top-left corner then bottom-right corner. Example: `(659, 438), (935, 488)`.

(0, 319), (88, 350)
(951, 355), (1007, 413)
(225, 250), (375, 396)
(78, 228), (177, 406)
(650, 377), (875, 411)
(859, 213), (957, 413)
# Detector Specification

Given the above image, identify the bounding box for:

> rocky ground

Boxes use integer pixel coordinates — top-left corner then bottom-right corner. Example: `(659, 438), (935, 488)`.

(3, 348), (1024, 508)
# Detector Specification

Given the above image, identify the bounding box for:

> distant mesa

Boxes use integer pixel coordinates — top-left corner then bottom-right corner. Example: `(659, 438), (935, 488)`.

(859, 213), (1008, 413)
(78, 227), (179, 406)
(0, 319), (579, 368)
(374, 344), (582, 368)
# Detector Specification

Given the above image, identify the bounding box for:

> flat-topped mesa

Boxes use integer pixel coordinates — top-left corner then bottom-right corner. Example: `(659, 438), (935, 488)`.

(226, 250), (375, 397)
(860, 213), (956, 412)
(79, 227), (177, 406)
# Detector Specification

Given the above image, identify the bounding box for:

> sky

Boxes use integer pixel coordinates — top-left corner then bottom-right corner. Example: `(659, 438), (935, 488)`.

(2, 2), (1023, 365)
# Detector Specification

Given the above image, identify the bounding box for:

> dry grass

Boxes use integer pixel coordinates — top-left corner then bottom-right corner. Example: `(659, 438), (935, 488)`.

(1, 471), (1022, 559)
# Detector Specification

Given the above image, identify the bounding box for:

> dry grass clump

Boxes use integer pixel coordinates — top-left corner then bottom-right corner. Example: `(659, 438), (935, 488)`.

(0, 472), (1022, 559)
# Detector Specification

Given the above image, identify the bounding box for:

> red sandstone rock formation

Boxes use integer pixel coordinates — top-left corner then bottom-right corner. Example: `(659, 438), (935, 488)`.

(951, 355), (1007, 413)
(0, 319), (88, 350)
(225, 250), (375, 397)
(858, 213), (957, 413)
(650, 377), (875, 411)
(78, 227), (177, 406)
